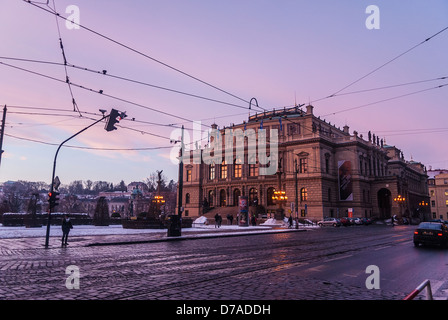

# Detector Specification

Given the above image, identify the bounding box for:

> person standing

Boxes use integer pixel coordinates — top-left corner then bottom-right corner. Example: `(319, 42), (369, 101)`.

(61, 214), (73, 246)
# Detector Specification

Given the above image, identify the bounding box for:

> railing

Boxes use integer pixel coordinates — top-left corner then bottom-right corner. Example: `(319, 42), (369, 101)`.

(403, 279), (433, 300)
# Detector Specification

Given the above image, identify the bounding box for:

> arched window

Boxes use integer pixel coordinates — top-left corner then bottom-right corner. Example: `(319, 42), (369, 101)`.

(249, 188), (258, 206)
(300, 188), (308, 201)
(220, 189), (226, 207)
(267, 187), (276, 206)
(208, 190), (214, 207)
(233, 189), (241, 206)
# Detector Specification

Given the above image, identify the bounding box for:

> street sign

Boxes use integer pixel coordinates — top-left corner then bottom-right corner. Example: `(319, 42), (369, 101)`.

(53, 176), (61, 190)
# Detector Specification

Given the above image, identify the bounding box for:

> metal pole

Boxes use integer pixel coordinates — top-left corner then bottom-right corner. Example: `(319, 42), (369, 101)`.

(0, 105), (7, 168)
(45, 115), (107, 248)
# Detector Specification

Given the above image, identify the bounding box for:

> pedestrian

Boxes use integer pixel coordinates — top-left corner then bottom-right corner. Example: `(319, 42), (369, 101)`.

(229, 215), (233, 225)
(251, 215), (256, 226)
(218, 214), (222, 228)
(391, 215), (395, 227)
(214, 213), (219, 228)
(61, 214), (73, 246)
(288, 215), (293, 228)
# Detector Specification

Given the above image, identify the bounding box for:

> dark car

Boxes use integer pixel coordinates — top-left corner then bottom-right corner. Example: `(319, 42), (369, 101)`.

(339, 217), (352, 226)
(414, 222), (448, 248)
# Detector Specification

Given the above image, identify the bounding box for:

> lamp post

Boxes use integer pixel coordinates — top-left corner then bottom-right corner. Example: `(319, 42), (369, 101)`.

(418, 200), (429, 221)
(272, 190), (288, 220)
(393, 194), (406, 223)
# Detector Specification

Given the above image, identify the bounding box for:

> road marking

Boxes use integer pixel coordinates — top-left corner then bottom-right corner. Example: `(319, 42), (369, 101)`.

(325, 254), (353, 262)
(374, 245), (391, 250)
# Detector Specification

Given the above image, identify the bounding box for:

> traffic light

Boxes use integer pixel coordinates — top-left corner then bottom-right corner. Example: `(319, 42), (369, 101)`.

(104, 109), (126, 132)
(48, 191), (60, 210)
(53, 191), (60, 208)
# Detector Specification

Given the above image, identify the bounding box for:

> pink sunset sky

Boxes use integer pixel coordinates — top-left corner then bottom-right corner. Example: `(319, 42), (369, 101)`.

(0, 0), (447, 185)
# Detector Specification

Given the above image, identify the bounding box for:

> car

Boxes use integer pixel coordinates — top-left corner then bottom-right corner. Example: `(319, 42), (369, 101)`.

(317, 217), (341, 227)
(413, 222), (448, 248)
(361, 218), (372, 225)
(353, 217), (363, 225)
(339, 217), (352, 226)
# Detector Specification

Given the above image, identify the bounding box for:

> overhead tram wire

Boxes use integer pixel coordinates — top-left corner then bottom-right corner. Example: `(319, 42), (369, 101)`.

(4, 133), (173, 151)
(321, 82), (448, 117)
(24, 0), (265, 113)
(0, 60), (194, 123)
(49, 0), (82, 117)
(0, 56), (250, 111)
(314, 25), (448, 102)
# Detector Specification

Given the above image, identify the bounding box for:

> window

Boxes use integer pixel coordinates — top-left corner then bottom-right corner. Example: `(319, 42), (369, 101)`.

(220, 160), (227, 179)
(220, 189), (226, 207)
(445, 190), (448, 196)
(249, 188), (258, 206)
(430, 190), (435, 197)
(233, 189), (241, 206)
(299, 158), (308, 173)
(431, 200), (436, 207)
(446, 200), (448, 207)
(300, 188), (308, 201)
(208, 190), (214, 207)
(185, 193), (190, 204)
(267, 187), (276, 206)
(209, 163), (215, 180)
(249, 163), (258, 177)
(186, 169), (192, 182)
(234, 158), (242, 178)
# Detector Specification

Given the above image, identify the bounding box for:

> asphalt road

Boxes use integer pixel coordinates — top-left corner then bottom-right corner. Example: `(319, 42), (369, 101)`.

(1, 224), (447, 301)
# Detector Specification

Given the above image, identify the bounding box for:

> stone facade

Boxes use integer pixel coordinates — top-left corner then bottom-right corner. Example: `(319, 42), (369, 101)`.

(428, 171), (448, 220)
(177, 105), (429, 222)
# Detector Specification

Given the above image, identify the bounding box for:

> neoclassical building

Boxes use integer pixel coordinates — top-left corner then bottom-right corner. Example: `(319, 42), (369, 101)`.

(178, 105), (429, 222)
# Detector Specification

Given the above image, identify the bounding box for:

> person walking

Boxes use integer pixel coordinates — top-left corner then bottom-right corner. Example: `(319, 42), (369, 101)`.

(61, 214), (73, 246)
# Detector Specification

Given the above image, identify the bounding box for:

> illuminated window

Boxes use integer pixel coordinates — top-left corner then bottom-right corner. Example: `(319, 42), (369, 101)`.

(234, 158), (242, 178)
(301, 188), (308, 201)
(186, 169), (192, 182)
(220, 161), (227, 179)
(209, 163), (215, 180)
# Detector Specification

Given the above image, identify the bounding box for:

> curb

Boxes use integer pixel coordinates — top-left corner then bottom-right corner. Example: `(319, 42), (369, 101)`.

(86, 228), (307, 247)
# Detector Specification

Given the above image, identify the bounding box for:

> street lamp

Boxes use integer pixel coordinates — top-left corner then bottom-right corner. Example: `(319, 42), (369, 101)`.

(393, 194), (406, 222)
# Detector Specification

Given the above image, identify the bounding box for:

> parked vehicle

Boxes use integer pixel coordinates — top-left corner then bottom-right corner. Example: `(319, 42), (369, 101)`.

(414, 222), (448, 248)
(339, 217), (352, 226)
(317, 218), (341, 227)
(361, 218), (372, 225)
(353, 217), (363, 225)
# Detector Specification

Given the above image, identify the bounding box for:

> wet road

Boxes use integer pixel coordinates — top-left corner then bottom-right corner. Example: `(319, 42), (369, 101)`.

(1, 224), (447, 300)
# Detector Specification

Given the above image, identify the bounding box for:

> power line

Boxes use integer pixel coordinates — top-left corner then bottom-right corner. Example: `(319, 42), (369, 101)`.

(0, 60), (194, 123)
(4, 132), (172, 151)
(0, 56), (250, 111)
(321, 82), (448, 117)
(24, 0), (263, 112)
(324, 25), (448, 99)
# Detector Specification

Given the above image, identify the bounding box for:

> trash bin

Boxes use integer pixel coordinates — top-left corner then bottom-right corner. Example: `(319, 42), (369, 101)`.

(167, 215), (181, 237)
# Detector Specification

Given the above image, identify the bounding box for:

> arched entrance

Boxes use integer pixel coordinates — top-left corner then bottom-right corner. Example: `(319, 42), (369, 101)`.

(377, 188), (391, 219)
(233, 189), (241, 206)
(220, 189), (227, 207)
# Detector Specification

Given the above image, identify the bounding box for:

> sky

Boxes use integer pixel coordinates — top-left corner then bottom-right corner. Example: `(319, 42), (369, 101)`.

(0, 0), (447, 186)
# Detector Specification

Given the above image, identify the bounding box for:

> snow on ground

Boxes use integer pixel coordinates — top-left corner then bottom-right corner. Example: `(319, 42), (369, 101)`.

(0, 217), (317, 239)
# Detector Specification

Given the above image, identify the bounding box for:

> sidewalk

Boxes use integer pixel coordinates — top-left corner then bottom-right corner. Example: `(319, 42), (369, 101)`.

(0, 223), (311, 251)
